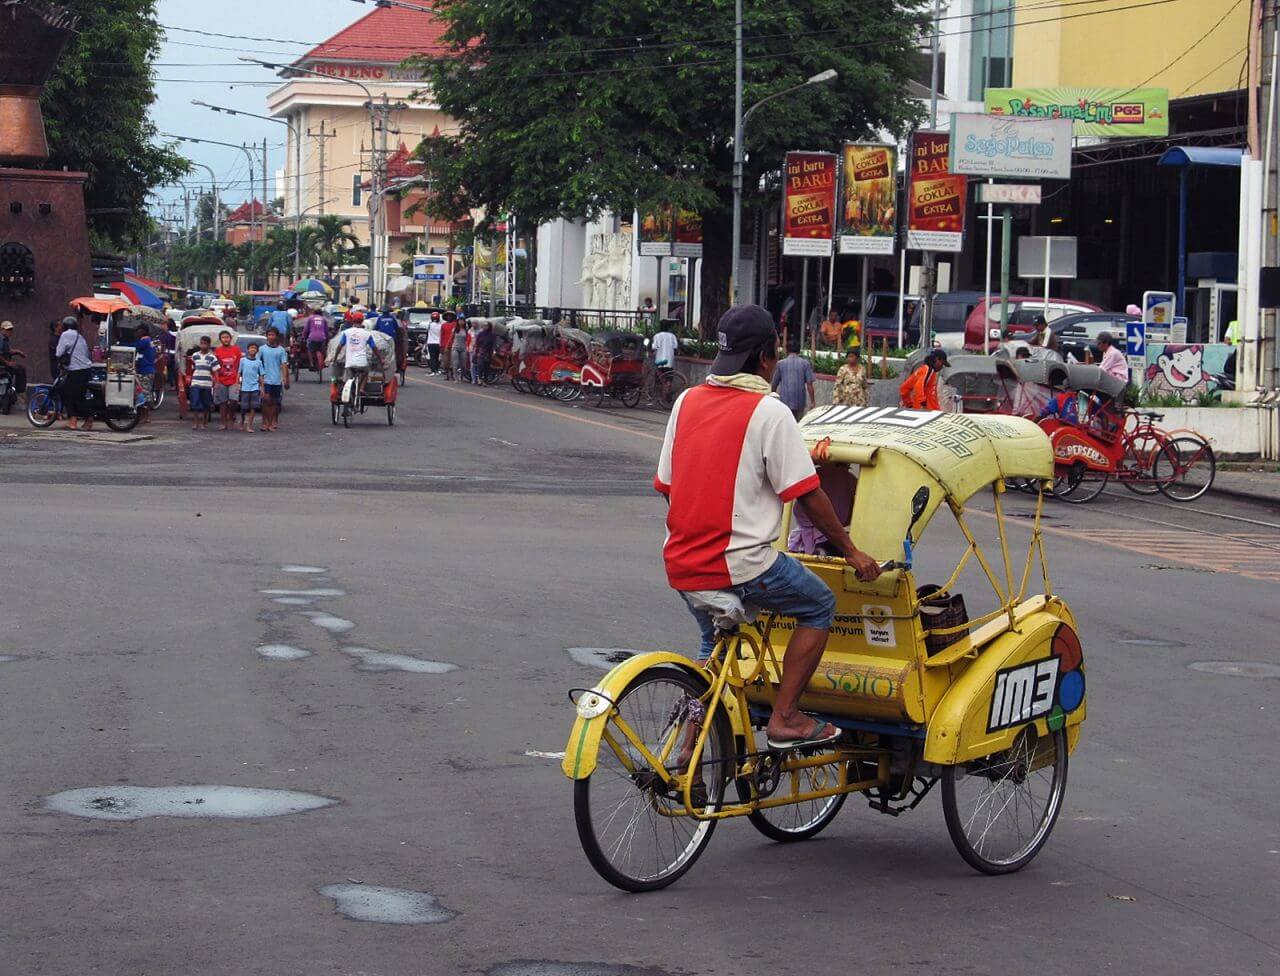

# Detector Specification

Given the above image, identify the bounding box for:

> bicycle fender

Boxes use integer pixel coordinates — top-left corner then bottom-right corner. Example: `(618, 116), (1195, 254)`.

(562, 652), (744, 780)
(923, 610), (1086, 766)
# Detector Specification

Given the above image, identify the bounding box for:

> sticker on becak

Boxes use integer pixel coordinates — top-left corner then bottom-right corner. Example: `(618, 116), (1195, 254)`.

(861, 605), (895, 647)
(987, 623), (1085, 733)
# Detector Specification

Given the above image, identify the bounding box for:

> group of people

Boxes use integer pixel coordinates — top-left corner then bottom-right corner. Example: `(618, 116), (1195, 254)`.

(769, 340), (873, 420)
(185, 328), (290, 432)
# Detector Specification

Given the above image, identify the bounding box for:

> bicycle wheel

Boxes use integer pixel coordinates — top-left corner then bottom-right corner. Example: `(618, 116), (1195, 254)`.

(620, 384), (642, 408)
(1121, 427), (1163, 495)
(26, 390), (57, 428)
(942, 725), (1068, 875)
(330, 402), (339, 426)
(658, 371), (688, 410)
(342, 402), (352, 428)
(1052, 462), (1109, 504)
(1154, 436), (1216, 502)
(742, 759), (848, 842)
(574, 667), (732, 892)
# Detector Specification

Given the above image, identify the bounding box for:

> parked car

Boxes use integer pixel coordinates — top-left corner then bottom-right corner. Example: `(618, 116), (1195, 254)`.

(861, 291), (920, 348)
(1050, 311), (1131, 363)
(963, 295), (1103, 351)
(908, 291), (986, 352)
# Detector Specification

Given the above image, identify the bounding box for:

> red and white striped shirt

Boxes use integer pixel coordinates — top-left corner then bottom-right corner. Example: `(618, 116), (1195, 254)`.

(655, 383), (819, 590)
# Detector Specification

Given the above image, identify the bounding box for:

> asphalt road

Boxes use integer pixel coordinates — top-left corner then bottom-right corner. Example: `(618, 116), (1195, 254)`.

(1, 372), (1277, 976)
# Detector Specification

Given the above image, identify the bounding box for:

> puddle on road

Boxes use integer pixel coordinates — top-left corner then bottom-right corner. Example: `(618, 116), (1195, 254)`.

(319, 884), (456, 924)
(256, 644), (312, 662)
(260, 588), (346, 598)
(342, 647), (457, 674)
(0, 655), (17, 664)
(1188, 661), (1280, 679)
(46, 785), (337, 821)
(487, 964), (676, 976)
(273, 597), (314, 606)
(282, 565), (327, 575)
(310, 615), (355, 633)
(567, 648), (644, 670)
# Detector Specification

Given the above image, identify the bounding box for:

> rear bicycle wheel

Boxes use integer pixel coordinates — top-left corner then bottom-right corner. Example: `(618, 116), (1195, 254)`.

(1052, 462), (1109, 504)
(574, 668), (731, 892)
(1121, 427), (1163, 495)
(1154, 436), (1216, 502)
(620, 384), (642, 408)
(942, 725), (1068, 875)
(26, 390), (57, 428)
(658, 371), (688, 409)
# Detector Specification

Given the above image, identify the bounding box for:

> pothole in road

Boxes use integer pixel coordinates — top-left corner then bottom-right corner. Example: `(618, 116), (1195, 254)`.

(342, 647), (458, 674)
(1188, 661), (1280, 679)
(567, 648), (644, 670)
(310, 614), (355, 633)
(282, 565), (327, 575)
(319, 884), (457, 924)
(45, 785), (337, 821)
(260, 588), (346, 598)
(257, 644), (312, 662)
(487, 964), (677, 976)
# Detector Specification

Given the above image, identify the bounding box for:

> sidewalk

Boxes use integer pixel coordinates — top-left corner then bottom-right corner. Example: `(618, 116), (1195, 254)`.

(0, 409), (156, 443)
(1210, 466), (1280, 507)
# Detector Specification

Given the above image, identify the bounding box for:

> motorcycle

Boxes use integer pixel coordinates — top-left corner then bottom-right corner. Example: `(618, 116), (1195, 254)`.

(0, 366), (17, 415)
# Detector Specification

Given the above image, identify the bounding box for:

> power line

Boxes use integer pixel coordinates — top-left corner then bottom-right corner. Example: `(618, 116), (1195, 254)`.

(1177, 45), (1249, 98)
(1129, 0), (1246, 93)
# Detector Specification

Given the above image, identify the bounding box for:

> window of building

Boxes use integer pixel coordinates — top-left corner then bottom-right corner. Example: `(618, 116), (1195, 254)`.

(968, 0), (1014, 102)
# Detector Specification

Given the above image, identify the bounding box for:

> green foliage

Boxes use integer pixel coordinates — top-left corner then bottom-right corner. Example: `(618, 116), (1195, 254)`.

(40, 0), (187, 248)
(412, 0), (927, 332)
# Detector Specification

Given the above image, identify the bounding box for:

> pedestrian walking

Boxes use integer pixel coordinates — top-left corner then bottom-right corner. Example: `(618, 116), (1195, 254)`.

(258, 327), (289, 432)
(440, 314), (457, 379)
(238, 342), (265, 433)
(212, 330), (241, 430)
(651, 323), (679, 369)
(133, 324), (157, 423)
(451, 314), (468, 381)
(426, 310), (444, 374)
(771, 338), (816, 420)
(899, 348), (947, 410)
(472, 320), (495, 385)
(831, 349), (870, 407)
(188, 334), (217, 430)
(54, 316), (94, 431)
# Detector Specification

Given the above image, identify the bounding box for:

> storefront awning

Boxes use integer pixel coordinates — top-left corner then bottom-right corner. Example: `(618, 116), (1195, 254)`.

(1157, 146), (1244, 168)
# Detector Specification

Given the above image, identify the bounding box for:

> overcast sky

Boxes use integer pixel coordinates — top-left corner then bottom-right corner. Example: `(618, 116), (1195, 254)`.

(149, 0), (356, 218)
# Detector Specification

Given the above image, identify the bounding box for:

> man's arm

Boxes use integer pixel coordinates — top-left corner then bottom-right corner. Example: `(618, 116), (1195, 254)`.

(806, 381), (815, 408)
(795, 488), (881, 580)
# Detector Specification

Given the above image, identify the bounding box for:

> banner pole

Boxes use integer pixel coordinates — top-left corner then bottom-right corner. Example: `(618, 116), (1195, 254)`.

(984, 179), (994, 354)
(897, 248), (907, 349)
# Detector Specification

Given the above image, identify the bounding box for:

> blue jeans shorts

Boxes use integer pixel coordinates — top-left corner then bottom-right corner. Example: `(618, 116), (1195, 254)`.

(680, 552), (837, 660)
(188, 386), (212, 412)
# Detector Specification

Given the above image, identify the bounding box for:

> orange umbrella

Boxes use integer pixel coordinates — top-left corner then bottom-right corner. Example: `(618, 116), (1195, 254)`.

(69, 296), (131, 316)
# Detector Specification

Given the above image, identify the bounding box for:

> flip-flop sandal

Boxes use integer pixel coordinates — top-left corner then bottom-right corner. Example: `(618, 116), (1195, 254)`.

(766, 719), (841, 751)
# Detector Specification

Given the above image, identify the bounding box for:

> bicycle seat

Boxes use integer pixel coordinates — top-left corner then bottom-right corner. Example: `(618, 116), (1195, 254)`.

(683, 589), (760, 632)
(1134, 409), (1165, 421)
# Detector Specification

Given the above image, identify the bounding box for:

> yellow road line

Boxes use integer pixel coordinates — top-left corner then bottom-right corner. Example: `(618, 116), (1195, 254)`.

(422, 377), (664, 443)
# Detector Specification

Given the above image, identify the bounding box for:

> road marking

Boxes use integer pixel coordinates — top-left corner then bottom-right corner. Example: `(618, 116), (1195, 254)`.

(422, 378), (664, 442)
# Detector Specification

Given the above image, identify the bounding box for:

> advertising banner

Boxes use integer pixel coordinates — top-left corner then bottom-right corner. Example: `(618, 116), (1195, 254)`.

(949, 114), (1073, 180)
(782, 151), (837, 257)
(638, 208), (673, 256)
(906, 131), (966, 252)
(838, 143), (897, 255)
(673, 209), (704, 258)
(984, 87), (1169, 138)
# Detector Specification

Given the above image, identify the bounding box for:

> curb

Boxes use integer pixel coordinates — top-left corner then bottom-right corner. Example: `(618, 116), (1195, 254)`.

(1207, 483), (1280, 508)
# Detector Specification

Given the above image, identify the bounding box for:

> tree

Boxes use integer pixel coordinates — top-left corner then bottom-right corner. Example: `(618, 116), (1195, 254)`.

(414, 0), (926, 333)
(40, 0), (188, 249)
(309, 214), (361, 279)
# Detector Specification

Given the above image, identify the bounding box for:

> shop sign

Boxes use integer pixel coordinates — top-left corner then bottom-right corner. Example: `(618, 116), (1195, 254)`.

(838, 143), (897, 255)
(782, 151), (837, 257)
(305, 61), (426, 82)
(906, 131), (967, 253)
(983, 87), (1169, 138)
(949, 114), (1072, 180)
(673, 209), (703, 259)
(976, 183), (1042, 205)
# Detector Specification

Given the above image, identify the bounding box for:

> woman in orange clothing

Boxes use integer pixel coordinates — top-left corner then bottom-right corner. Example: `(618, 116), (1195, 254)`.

(899, 348), (948, 410)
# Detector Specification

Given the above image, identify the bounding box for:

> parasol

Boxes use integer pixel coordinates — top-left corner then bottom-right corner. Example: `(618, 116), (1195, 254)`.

(290, 278), (333, 296)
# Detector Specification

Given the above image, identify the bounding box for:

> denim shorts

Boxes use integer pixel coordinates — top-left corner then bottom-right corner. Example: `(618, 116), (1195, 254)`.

(239, 389), (261, 411)
(681, 552), (837, 660)
(263, 383), (283, 402)
(188, 386), (212, 411)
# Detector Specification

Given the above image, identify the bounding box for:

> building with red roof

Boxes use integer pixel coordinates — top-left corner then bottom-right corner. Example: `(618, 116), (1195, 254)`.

(223, 200), (279, 247)
(265, 0), (462, 300)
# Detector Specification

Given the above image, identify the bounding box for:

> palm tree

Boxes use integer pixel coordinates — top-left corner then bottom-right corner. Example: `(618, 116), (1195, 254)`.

(311, 214), (360, 280)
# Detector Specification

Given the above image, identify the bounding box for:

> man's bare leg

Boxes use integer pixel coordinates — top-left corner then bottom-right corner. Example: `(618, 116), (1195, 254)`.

(766, 625), (836, 742)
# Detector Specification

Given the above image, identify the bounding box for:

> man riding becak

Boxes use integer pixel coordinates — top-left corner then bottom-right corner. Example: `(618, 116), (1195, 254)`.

(655, 304), (882, 751)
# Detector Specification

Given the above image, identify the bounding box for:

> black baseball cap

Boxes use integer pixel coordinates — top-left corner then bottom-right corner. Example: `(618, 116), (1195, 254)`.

(711, 304), (776, 374)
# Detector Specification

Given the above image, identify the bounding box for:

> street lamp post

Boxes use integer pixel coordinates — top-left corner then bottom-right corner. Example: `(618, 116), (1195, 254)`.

(239, 58), (387, 305)
(730, 68), (837, 306)
(162, 131), (258, 262)
(192, 99), (304, 279)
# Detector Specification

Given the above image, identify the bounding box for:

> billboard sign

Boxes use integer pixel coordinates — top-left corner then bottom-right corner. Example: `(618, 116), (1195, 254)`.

(782, 151), (837, 257)
(984, 87), (1169, 138)
(976, 183), (1043, 205)
(413, 255), (446, 281)
(638, 208), (673, 256)
(673, 209), (704, 258)
(906, 131), (967, 252)
(838, 142), (897, 255)
(949, 114), (1073, 180)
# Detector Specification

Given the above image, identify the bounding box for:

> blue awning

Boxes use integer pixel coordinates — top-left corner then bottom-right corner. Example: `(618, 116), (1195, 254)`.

(1157, 146), (1245, 169)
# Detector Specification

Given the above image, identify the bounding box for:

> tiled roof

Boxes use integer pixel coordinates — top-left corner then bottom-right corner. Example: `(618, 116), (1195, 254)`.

(361, 142), (424, 189)
(225, 200), (276, 224)
(298, 0), (450, 65)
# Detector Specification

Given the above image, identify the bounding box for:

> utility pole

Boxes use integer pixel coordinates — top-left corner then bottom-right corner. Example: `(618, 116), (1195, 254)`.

(308, 120), (336, 216)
